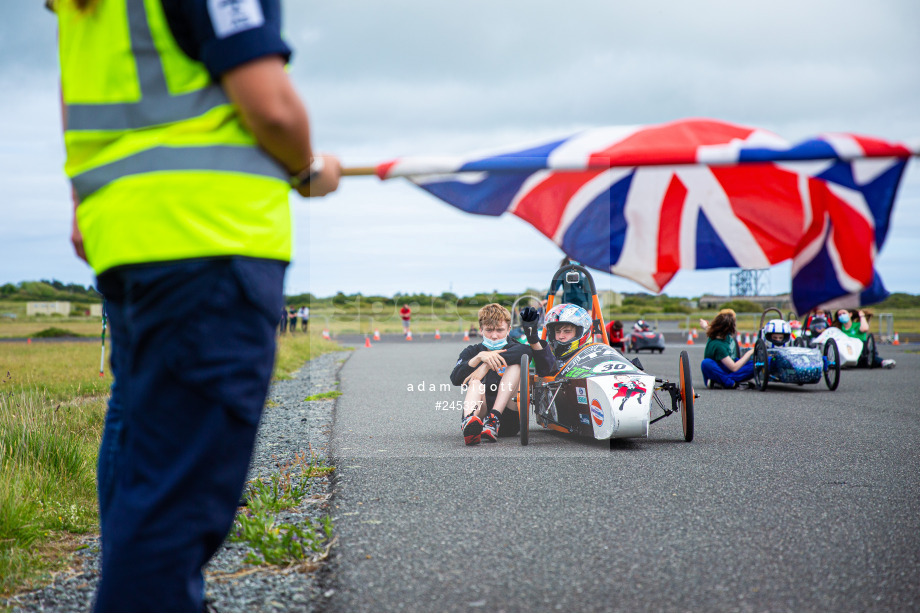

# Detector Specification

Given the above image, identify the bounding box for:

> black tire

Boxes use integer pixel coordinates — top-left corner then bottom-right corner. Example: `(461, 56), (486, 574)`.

(824, 338), (840, 391)
(679, 350), (694, 442)
(519, 354), (530, 446)
(864, 333), (877, 369)
(753, 339), (769, 391)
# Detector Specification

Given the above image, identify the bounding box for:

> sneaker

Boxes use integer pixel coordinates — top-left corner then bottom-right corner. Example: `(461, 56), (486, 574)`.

(461, 414), (483, 446)
(482, 412), (500, 443)
(881, 358), (896, 369)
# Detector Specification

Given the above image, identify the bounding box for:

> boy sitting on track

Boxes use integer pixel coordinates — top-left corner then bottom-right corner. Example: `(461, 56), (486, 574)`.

(450, 303), (554, 445)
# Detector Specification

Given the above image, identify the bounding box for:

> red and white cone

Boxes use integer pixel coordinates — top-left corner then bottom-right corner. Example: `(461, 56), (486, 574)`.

(686, 330), (694, 345)
(463, 330), (470, 341)
(893, 332), (900, 345)
(435, 329), (441, 340)
(373, 329), (380, 341)
(364, 336), (372, 348)
(322, 329), (330, 340)
(406, 330), (413, 341)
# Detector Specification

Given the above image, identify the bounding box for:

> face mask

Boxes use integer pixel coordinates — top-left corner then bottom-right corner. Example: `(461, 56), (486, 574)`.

(838, 313), (850, 324)
(482, 337), (508, 351)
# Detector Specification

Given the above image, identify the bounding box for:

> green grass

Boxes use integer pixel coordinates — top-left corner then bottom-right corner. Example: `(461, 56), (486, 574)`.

(304, 391), (342, 402)
(229, 451), (334, 568)
(0, 333), (343, 600)
(0, 380), (104, 598)
(272, 333), (345, 380)
(31, 327), (86, 339)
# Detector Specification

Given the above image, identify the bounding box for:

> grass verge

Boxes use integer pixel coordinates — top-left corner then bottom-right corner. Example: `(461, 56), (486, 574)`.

(0, 366), (106, 599)
(2, 332), (344, 601)
(273, 333), (346, 380)
(227, 450), (334, 569)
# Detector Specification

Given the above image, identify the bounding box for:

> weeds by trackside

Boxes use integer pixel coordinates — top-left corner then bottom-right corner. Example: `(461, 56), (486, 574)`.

(228, 448), (335, 569)
(304, 390), (342, 402)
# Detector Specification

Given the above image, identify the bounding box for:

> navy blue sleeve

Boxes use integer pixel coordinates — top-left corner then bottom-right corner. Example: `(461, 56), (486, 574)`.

(162, 0), (292, 80)
(531, 342), (556, 376)
(450, 344), (481, 387)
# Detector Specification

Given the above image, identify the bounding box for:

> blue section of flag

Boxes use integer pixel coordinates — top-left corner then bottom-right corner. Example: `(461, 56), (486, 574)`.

(695, 209), (737, 269)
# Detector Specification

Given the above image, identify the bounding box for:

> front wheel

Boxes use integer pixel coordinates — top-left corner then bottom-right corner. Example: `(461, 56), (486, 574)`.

(824, 338), (840, 391)
(753, 339), (769, 391)
(679, 350), (694, 442)
(519, 354), (531, 446)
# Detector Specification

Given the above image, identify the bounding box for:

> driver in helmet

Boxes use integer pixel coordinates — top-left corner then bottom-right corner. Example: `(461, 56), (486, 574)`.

(763, 319), (791, 348)
(544, 303), (594, 366)
(633, 320), (651, 333)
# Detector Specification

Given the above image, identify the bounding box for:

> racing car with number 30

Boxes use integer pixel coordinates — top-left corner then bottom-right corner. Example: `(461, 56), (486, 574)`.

(517, 263), (697, 446)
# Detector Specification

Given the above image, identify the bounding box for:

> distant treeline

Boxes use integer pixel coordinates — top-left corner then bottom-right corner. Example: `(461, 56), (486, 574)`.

(1, 280), (101, 302)
(5, 280), (918, 312)
(287, 290), (700, 315)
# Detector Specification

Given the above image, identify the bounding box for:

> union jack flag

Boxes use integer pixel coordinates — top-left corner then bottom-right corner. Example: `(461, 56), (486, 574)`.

(375, 118), (917, 314)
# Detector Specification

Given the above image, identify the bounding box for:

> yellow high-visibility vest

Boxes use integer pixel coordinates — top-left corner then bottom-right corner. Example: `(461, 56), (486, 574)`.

(57, 0), (292, 274)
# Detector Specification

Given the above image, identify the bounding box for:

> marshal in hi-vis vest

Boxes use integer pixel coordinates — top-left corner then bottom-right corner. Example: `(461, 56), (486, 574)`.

(57, 0), (292, 274)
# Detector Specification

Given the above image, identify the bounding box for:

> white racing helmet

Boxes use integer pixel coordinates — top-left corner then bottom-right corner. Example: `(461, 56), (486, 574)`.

(763, 319), (791, 347)
(544, 303), (593, 358)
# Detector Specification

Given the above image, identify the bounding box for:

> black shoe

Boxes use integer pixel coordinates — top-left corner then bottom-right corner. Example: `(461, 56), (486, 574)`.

(461, 414), (483, 446)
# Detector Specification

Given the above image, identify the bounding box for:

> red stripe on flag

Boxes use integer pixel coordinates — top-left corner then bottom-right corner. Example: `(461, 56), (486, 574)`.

(376, 160), (398, 180)
(588, 119), (755, 168)
(848, 135), (912, 158)
(808, 178), (876, 286)
(653, 175), (686, 289)
(512, 170), (602, 238)
(711, 165), (804, 264)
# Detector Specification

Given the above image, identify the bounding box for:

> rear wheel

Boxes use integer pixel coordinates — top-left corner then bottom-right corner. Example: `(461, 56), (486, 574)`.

(679, 350), (694, 442)
(519, 354), (531, 446)
(753, 339), (769, 391)
(824, 338), (840, 391)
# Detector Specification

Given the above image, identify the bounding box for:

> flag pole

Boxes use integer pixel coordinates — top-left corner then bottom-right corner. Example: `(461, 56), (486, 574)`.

(342, 166), (378, 177)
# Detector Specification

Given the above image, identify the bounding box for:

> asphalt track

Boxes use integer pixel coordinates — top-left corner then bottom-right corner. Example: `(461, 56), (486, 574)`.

(326, 341), (920, 612)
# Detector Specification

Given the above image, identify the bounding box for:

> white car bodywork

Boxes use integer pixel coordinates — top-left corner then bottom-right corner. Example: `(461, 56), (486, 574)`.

(813, 328), (863, 367)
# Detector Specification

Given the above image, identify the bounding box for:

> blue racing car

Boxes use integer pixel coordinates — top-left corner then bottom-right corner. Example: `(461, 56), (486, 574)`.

(752, 308), (840, 391)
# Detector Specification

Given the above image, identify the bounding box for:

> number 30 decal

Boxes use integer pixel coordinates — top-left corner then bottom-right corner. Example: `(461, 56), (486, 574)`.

(592, 361), (631, 373)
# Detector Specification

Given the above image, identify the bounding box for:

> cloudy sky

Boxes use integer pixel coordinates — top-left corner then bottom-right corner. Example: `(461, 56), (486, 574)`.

(1, 0), (917, 300)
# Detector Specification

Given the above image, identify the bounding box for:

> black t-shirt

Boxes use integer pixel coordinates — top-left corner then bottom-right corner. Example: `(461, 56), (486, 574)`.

(450, 339), (555, 398)
(161, 0), (291, 79)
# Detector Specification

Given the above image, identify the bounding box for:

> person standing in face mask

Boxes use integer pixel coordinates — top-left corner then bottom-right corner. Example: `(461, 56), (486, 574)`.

(450, 303), (555, 445)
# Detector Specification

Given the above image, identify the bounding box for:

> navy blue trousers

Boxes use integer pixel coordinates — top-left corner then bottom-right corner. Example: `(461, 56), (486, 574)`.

(93, 257), (285, 612)
(700, 357), (754, 388)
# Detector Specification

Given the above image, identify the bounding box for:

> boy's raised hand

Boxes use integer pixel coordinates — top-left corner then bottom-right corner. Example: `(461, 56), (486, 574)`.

(520, 307), (541, 344)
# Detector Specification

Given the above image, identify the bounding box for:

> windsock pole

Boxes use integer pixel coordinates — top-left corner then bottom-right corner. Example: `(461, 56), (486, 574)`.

(99, 300), (107, 377)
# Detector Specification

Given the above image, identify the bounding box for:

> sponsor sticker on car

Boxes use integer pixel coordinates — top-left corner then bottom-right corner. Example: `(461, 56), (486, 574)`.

(576, 386), (587, 404)
(590, 399), (604, 426)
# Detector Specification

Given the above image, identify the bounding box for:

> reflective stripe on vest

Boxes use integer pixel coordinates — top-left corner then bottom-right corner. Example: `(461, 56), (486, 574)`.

(71, 145), (289, 201)
(65, 0), (286, 199)
(66, 0), (229, 131)
(59, 0), (291, 273)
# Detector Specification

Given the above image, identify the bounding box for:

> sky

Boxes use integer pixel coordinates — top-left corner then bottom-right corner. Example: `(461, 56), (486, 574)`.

(1, 0), (918, 301)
